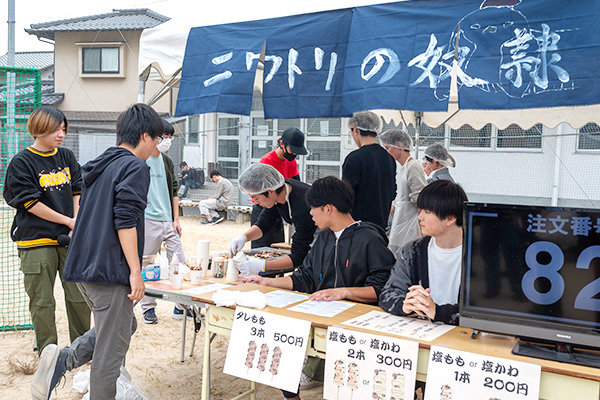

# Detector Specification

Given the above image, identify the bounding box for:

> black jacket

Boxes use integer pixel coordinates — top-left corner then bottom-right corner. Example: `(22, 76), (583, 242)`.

(378, 236), (460, 325)
(342, 143), (396, 230)
(63, 147), (150, 286)
(291, 221), (395, 302)
(255, 178), (317, 267)
(3, 147), (82, 249)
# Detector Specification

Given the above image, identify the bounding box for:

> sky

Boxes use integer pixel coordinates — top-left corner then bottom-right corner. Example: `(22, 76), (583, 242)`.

(0, 0), (388, 56)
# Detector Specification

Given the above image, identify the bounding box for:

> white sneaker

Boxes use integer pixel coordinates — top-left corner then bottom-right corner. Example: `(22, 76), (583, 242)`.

(299, 372), (322, 390)
(31, 344), (60, 400)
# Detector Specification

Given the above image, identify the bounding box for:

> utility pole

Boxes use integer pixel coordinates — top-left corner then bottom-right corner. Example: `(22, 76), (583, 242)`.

(7, 0), (17, 158)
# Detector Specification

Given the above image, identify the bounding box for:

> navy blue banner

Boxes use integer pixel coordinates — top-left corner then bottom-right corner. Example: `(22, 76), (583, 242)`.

(456, 0), (600, 109)
(261, 10), (352, 119)
(175, 0), (600, 118)
(343, 0), (474, 113)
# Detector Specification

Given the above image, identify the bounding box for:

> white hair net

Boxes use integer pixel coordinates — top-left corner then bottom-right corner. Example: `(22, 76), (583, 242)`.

(238, 163), (285, 195)
(347, 111), (381, 135)
(424, 143), (456, 168)
(380, 129), (413, 152)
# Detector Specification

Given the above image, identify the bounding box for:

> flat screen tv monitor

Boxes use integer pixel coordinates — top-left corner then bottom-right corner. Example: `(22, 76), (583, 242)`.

(460, 202), (600, 367)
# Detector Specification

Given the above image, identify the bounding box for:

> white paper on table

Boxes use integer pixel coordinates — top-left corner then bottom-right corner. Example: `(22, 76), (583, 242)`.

(264, 290), (309, 308)
(425, 346), (541, 400)
(324, 326), (419, 400)
(224, 307), (311, 393)
(180, 283), (231, 296)
(288, 300), (355, 318)
(341, 310), (455, 342)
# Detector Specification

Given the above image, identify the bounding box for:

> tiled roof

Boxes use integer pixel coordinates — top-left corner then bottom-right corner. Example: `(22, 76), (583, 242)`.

(0, 79), (63, 106)
(0, 51), (54, 70)
(26, 9), (169, 40)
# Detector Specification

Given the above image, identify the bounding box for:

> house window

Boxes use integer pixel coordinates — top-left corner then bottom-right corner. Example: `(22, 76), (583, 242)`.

(82, 47), (119, 73)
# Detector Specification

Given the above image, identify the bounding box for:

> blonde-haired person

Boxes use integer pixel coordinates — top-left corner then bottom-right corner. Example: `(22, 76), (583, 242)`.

(3, 106), (90, 355)
(422, 143), (456, 183)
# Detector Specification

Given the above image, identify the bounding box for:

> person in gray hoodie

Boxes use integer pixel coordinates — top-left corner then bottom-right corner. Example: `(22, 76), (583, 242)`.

(30, 104), (163, 400)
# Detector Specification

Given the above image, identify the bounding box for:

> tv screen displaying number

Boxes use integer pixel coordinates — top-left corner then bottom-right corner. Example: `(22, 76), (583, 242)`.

(463, 203), (600, 332)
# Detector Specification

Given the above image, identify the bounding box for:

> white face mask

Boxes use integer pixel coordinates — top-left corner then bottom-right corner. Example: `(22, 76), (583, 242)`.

(157, 137), (172, 152)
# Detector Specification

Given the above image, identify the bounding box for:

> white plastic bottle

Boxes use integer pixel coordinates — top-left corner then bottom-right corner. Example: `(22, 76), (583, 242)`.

(158, 252), (169, 280)
(170, 253), (180, 282)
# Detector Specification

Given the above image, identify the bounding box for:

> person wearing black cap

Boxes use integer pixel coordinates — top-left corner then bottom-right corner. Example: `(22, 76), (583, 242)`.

(251, 127), (308, 248)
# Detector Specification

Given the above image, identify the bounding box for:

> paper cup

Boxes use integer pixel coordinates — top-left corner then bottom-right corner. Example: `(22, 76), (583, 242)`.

(225, 259), (239, 281)
(190, 270), (203, 285)
(171, 273), (183, 289)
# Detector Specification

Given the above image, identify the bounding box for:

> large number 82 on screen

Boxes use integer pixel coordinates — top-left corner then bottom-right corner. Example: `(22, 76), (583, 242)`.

(522, 242), (600, 311)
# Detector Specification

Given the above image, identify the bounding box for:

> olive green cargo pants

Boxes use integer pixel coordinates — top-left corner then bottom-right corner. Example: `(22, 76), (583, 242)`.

(19, 246), (90, 355)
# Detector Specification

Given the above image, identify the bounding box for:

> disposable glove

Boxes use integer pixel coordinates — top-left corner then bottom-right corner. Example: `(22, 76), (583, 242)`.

(229, 234), (247, 256)
(237, 257), (266, 277)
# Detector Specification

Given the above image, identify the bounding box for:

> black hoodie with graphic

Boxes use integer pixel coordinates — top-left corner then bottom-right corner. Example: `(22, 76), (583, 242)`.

(290, 221), (395, 302)
(63, 147), (150, 286)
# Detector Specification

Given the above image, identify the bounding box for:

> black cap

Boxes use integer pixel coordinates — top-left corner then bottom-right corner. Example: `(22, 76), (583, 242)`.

(281, 128), (308, 155)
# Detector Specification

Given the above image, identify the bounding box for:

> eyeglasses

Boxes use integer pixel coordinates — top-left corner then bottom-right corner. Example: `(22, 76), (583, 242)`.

(423, 156), (434, 163)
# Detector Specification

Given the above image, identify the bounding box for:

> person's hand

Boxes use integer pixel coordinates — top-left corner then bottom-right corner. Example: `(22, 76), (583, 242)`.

(229, 234), (247, 256)
(309, 288), (348, 301)
(390, 205), (395, 214)
(65, 217), (75, 230)
(237, 258), (266, 277)
(173, 219), (182, 237)
(402, 285), (436, 319)
(242, 275), (268, 286)
(128, 272), (146, 301)
(68, 230), (73, 237)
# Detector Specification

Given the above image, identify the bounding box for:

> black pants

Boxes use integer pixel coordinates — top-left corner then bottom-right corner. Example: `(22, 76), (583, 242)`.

(250, 204), (285, 248)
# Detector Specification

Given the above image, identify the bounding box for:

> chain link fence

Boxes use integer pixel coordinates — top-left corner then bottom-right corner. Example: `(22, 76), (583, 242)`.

(0, 66), (41, 331)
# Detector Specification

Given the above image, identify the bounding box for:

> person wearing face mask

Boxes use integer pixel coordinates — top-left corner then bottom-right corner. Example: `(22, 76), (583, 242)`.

(251, 127), (308, 249)
(229, 163), (317, 276)
(138, 119), (188, 324)
(380, 129), (427, 253)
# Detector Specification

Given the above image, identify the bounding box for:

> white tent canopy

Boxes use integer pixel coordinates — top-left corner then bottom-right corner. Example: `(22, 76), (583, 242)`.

(138, 1), (600, 129)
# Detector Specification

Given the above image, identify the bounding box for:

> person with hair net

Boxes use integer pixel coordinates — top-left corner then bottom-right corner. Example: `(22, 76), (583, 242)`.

(229, 163), (316, 276)
(342, 111), (396, 229)
(422, 143), (456, 183)
(380, 129), (428, 253)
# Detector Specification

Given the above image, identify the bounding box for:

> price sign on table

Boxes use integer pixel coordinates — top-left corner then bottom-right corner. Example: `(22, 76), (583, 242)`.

(324, 326), (419, 400)
(425, 346), (541, 400)
(223, 307), (311, 393)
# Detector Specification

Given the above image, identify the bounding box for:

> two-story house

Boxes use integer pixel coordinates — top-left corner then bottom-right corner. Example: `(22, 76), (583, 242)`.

(25, 8), (179, 164)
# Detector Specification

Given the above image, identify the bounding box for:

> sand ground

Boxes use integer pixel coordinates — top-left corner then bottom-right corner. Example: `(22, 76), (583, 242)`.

(0, 217), (323, 399)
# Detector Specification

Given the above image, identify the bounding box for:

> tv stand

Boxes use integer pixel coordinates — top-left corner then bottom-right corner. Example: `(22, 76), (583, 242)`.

(512, 340), (600, 368)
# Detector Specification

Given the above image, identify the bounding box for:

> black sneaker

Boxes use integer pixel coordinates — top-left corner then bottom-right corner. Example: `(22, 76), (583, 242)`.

(210, 216), (224, 225)
(201, 219), (213, 225)
(31, 344), (67, 400)
(143, 308), (158, 324)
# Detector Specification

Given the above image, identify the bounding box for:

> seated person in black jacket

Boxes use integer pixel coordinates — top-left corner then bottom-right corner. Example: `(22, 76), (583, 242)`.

(379, 180), (468, 325)
(244, 176), (395, 399)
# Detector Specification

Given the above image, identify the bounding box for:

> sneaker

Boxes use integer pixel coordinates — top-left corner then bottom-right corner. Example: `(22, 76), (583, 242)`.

(201, 219), (213, 225)
(143, 308), (158, 324)
(172, 307), (194, 320)
(31, 344), (67, 400)
(299, 372), (322, 390)
(210, 216), (224, 225)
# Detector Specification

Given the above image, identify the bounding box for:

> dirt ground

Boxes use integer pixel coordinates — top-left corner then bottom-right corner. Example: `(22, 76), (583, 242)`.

(0, 217), (323, 399)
